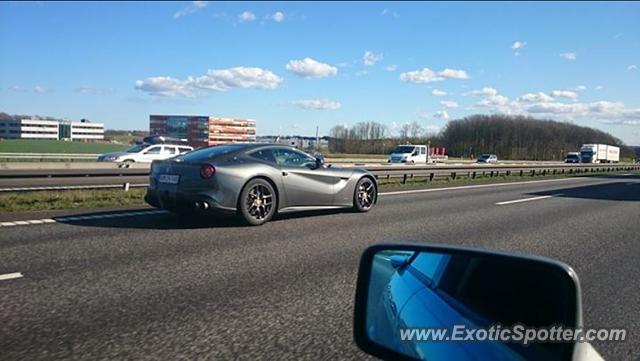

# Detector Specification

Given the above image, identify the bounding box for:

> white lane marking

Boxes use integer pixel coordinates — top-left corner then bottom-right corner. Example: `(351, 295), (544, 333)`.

(379, 177), (583, 196)
(496, 195), (553, 206)
(1, 210), (169, 228)
(0, 272), (23, 281)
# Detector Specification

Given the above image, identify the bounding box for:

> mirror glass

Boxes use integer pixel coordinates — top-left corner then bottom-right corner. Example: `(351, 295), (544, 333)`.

(364, 249), (577, 361)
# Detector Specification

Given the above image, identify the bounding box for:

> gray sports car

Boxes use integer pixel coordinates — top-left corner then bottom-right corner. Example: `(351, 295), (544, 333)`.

(145, 143), (378, 225)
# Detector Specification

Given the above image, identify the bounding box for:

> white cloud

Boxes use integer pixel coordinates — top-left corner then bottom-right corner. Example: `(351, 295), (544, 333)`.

(476, 95), (510, 108)
(511, 41), (526, 50)
(135, 67), (282, 97)
(550, 90), (578, 99)
(628, 65), (638, 71)
(400, 67), (468, 84)
(8, 85), (26, 92)
(464, 87), (498, 97)
(75, 86), (112, 96)
(574, 85), (587, 92)
(434, 110), (450, 119)
(355, 70), (370, 77)
(174, 1), (208, 19)
(363, 51), (384, 66)
(385, 64), (397, 72)
(440, 100), (459, 108)
(270, 11), (285, 22)
(517, 92), (554, 103)
(285, 58), (337, 78)
(192, 67), (282, 91)
(293, 99), (342, 110)
(33, 85), (52, 94)
(438, 68), (469, 79)
(431, 89), (447, 96)
(381, 8), (399, 17)
(595, 85), (604, 90)
(239, 10), (256, 22)
(560, 52), (577, 60)
(135, 77), (192, 97)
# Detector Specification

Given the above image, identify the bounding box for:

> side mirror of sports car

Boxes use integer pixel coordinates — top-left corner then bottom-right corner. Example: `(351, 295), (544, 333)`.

(354, 244), (586, 361)
(315, 156), (325, 168)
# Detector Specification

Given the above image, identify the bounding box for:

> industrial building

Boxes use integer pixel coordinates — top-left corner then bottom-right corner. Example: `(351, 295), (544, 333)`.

(149, 115), (256, 147)
(0, 118), (104, 141)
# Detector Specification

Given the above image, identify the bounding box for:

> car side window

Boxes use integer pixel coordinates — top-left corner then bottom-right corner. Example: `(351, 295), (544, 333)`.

(144, 146), (162, 155)
(250, 149), (276, 163)
(178, 147), (191, 154)
(273, 148), (316, 167)
(163, 146), (176, 155)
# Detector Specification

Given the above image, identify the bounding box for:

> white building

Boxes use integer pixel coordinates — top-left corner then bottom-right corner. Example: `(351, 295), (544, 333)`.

(61, 120), (105, 141)
(0, 118), (59, 139)
(0, 118), (104, 141)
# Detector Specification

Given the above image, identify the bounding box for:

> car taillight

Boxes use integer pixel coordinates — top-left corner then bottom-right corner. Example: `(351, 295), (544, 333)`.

(200, 164), (216, 179)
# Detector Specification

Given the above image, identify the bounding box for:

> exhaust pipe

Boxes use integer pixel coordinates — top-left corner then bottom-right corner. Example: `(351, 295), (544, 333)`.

(194, 201), (209, 210)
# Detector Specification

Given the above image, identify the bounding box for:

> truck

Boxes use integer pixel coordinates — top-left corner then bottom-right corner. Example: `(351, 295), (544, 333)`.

(387, 145), (448, 164)
(579, 144), (620, 163)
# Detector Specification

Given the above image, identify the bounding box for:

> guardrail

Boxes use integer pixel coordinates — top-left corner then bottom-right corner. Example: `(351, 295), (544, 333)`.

(368, 163), (640, 184)
(0, 163), (638, 192)
(0, 152), (100, 160)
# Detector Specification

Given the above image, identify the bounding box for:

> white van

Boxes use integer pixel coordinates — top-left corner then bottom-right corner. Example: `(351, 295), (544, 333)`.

(388, 145), (428, 164)
(97, 143), (194, 164)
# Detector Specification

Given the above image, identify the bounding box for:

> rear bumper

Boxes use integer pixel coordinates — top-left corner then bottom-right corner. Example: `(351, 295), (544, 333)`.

(145, 189), (236, 214)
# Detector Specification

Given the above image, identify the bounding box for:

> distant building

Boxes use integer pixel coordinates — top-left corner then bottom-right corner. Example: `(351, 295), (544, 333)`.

(149, 115), (256, 147)
(256, 135), (329, 151)
(0, 118), (60, 140)
(0, 117), (104, 141)
(59, 119), (105, 141)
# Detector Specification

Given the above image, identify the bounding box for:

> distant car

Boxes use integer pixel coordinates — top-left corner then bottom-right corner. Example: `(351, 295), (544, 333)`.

(564, 152), (580, 163)
(476, 154), (498, 164)
(388, 145), (427, 164)
(145, 143), (378, 225)
(98, 143), (194, 164)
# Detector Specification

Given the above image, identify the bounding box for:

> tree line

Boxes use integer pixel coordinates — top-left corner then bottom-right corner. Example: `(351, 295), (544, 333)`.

(328, 114), (634, 160)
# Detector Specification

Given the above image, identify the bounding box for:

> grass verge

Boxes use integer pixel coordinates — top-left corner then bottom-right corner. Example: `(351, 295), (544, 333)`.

(0, 188), (147, 213)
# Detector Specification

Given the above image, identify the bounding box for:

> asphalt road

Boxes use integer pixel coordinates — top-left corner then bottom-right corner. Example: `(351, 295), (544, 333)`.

(1, 174), (639, 360)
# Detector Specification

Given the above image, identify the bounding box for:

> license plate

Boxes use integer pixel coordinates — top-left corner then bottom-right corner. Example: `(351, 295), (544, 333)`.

(159, 174), (180, 184)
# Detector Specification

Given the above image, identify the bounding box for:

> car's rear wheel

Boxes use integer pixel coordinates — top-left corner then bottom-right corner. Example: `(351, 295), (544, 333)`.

(239, 179), (276, 226)
(353, 177), (376, 212)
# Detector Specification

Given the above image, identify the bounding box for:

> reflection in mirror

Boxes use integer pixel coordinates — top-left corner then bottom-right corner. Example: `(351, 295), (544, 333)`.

(365, 249), (577, 361)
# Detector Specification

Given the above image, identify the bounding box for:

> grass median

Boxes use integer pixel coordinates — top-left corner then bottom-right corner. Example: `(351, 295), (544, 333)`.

(0, 188), (147, 213)
(0, 170), (636, 213)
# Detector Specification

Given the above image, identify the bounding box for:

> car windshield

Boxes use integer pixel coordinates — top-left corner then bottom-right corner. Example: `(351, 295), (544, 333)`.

(566, 154), (579, 159)
(125, 144), (147, 153)
(478, 154), (491, 159)
(175, 144), (248, 161)
(392, 146), (416, 154)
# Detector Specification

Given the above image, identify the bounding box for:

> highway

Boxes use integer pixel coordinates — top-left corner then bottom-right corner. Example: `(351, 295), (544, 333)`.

(1, 174), (639, 360)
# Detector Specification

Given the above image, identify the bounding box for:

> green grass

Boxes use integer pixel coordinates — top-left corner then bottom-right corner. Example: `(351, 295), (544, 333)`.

(0, 139), (129, 154)
(0, 188), (147, 212)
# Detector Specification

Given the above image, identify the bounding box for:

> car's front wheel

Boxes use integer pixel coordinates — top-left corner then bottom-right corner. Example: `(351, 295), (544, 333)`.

(353, 177), (377, 212)
(239, 178), (277, 226)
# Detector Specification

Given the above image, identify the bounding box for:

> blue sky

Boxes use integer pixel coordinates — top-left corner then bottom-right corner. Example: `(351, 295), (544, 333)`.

(1, 1), (639, 144)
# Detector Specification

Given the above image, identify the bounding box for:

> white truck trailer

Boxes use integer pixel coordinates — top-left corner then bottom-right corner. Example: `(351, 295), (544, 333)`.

(579, 144), (620, 163)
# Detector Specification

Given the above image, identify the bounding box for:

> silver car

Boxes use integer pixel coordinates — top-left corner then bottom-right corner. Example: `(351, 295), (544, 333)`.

(145, 143), (378, 225)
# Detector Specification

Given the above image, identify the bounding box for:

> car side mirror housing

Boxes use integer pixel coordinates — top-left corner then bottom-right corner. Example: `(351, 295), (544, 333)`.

(315, 156), (325, 168)
(354, 244), (582, 361)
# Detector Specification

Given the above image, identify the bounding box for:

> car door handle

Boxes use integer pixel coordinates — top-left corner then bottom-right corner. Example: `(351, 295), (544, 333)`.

(282, 171), (288, 176)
